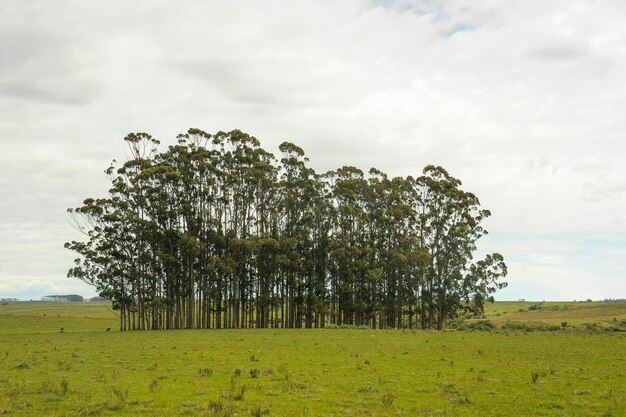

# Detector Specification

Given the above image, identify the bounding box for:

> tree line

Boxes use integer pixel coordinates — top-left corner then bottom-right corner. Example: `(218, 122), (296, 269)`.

(41, 294), (84, 303)
(66, 129), (507, 331)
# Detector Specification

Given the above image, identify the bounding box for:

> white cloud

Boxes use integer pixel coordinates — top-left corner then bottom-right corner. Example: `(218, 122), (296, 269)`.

(1, 0), (625, 299)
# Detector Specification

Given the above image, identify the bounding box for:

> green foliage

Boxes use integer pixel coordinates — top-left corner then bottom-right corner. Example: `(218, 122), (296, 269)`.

(459, 320), (495, 331)
(66, 128), (507, 331)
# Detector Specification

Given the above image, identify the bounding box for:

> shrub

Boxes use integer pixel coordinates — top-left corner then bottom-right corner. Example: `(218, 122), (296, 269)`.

(446, 318), (465, 329)
(459, 320), (495, 331)
(502, 322), (530, 331)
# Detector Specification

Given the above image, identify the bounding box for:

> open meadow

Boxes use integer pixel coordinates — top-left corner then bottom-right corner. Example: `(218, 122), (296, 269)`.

(1, 301), (625, 416)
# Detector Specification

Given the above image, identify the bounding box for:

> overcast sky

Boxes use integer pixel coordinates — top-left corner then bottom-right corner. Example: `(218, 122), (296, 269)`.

(1, 0), (625, 301)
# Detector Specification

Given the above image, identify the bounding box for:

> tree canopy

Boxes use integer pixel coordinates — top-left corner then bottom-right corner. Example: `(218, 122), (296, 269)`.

(66, 129), (507, 330)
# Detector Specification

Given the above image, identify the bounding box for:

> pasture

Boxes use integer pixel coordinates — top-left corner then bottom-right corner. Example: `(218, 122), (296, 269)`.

(0, 301), (625, 416)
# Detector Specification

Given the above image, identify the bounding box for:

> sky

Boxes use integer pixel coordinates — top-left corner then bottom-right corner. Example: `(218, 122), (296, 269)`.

(1, 0), (625, 301)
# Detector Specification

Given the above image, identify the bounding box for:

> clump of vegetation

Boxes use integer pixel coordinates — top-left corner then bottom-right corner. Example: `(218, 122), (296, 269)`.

(531, 372), (540, 384)
(59, 380), (69, 395)
(250, 404), (270, 416)
(232, 385), (246, 401)
(357, 384), (379, 394)
(39, 381), (56, 394)
(381, 392), (395, 407)
(207, 400), (223, 413)
(459, 320), (495, 331)
(585, 322), (602, 331)
(112, 387), (129, 404)
(65, 129), (507, 332)
(208, 400), (238, 417)
(502, 322), (562, 332)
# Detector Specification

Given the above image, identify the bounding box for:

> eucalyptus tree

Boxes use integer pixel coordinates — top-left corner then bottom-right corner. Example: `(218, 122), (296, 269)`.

(328, 166), (372, 325)
(364, 171), (430, 328)
(277, 141), (328, 328)
(415, 165), (507, 329)
(66, 129), (507, 331)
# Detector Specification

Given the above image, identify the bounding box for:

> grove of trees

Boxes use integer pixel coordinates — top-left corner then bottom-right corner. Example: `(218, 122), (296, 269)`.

(66, 129), (507, 331)
(41, 294), (84, 303)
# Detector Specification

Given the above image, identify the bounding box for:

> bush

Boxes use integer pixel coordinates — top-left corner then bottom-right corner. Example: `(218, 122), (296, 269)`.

(459, 320), (495, 331)
(501, 322), (564, 332)
(502, 322), (531, 332)
(446, 318), (465, 329)
(584, 322), (601, 331)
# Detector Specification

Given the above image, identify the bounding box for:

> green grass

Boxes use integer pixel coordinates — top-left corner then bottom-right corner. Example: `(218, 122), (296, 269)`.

(484, 301), (626, 329)
(1, 301), (625, 416)
(0, 301), (118, 334)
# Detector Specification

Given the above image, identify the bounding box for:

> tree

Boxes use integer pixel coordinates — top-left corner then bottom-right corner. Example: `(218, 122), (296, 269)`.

(66, 129), (507, 331)
(416, 165), (507, 329)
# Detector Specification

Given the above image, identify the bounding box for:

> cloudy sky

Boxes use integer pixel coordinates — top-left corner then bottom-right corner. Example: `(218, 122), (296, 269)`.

(1, 0), (625, 301)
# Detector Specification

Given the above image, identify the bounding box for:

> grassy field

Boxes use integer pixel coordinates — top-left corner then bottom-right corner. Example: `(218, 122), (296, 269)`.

(0, 301), (625, 416)
(484, 301), (626, 330)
